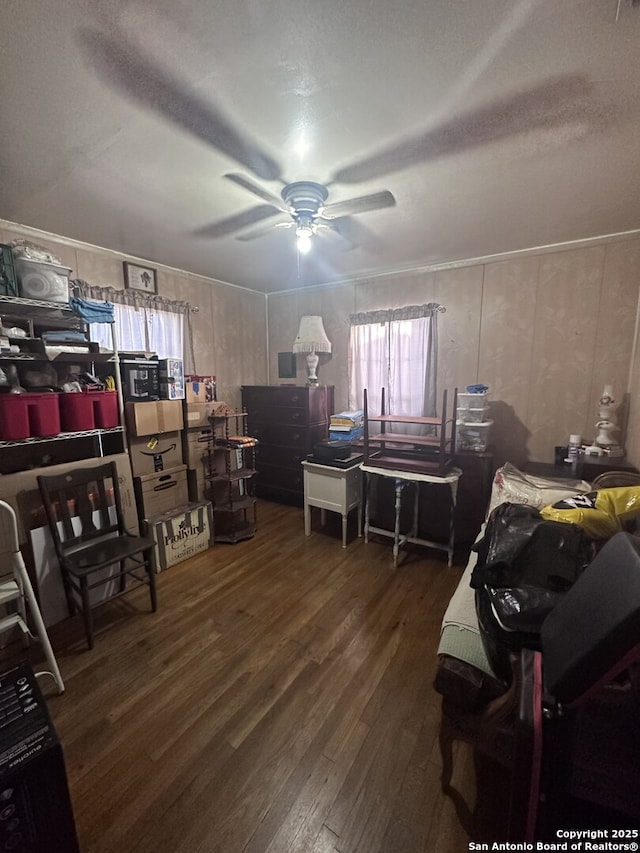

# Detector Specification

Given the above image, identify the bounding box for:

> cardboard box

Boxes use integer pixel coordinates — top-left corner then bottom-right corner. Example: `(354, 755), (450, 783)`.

(2, 452), (138, 546)
(145, 500), (214, 572)
(126, 400), (184, 436)
(182, 402), (212, 429)
(184, 381), (206, 404)
(187, 468), (209, 502)
(185, 375), (216, 402)
(134, 465), (189, 519)
(159, 358), (185, 401)
(129, 431), (184, 476)
(182, 426), (213, 469)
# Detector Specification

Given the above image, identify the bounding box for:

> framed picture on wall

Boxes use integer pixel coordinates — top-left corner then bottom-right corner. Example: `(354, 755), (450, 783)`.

(123, 261), (157, 294)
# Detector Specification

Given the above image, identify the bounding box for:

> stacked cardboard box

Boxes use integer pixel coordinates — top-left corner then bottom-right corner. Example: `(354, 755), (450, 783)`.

(181, 377), (218, 501)
(126, 399), (189, 518)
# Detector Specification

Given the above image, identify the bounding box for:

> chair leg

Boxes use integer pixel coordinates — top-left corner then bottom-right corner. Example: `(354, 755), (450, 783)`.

(61, 567), (76, 616)
(79, 576), (94, 649)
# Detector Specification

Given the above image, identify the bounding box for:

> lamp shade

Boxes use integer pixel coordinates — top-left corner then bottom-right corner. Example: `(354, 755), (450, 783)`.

(292, 316), (332, 354)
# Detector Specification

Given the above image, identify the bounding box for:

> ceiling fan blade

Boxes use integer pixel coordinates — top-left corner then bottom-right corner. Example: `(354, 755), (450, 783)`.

(224, 173), (289, 212)
(236, 221), (294, 242)
(191, 205), (281, 239)
(79, 29), (282, 182)
(332, 74), (594, 184)
(326, 216), (382, 251)
(320, 190), (396, 220)
(315, 223), (356, 252)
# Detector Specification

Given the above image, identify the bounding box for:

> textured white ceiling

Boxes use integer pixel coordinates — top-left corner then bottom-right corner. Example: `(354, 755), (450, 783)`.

(1, 0), (640, 293)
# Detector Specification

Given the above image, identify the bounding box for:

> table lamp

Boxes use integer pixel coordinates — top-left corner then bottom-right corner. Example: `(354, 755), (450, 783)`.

(292, 315), (331, 385)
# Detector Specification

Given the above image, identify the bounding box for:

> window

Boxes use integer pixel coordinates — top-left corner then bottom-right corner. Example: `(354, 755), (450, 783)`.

(90, 303), (183, 359)
(348, 303), (443, 419)
(71, 280), (191, 365)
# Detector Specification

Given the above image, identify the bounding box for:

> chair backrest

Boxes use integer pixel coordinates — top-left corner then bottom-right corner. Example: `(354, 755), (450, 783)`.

(37, 461), (127, 560)
(541, 531), (640, 706)
(591, 470), (640, 489)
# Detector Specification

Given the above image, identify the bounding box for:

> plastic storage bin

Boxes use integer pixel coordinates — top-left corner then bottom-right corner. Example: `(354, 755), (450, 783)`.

(457, 391), (489, 409)
(457, 406), (489, 423)
(14, 257), (71, 304)
(457, 420), (493, 452)
(0, 393), (61, 440)
(59, 391), (119, 431)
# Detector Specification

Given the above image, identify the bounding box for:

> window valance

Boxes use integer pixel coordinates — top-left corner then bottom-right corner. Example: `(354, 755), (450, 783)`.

(348, 303), (445, 326)
(71, 278), (195, 316)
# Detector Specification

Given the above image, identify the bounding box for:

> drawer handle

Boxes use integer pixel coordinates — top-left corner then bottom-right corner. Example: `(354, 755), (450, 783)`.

(291, 394), (300, 403)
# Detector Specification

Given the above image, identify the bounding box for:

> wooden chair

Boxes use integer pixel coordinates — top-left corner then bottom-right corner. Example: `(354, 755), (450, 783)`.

(0, 500), (65, 693)
(37, 461), (157, 649)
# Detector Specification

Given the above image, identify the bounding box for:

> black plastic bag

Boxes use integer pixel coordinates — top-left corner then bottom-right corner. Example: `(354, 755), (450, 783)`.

(471, 502), (592, 681)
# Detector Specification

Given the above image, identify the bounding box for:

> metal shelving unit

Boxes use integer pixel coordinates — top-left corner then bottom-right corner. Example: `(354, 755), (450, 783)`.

(0, 296), (126, 473)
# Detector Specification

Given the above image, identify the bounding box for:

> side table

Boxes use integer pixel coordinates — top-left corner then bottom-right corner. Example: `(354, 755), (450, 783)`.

(301, 458), (363, 548)
(361, 464), (462, 567)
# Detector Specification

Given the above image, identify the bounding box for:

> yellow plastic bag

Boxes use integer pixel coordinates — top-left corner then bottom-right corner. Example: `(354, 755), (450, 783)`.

(540, 487), (640, 539)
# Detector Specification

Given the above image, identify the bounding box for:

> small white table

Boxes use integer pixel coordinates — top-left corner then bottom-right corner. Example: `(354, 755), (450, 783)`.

(302, 459), (363, 548)
(361, 464), (462, 567)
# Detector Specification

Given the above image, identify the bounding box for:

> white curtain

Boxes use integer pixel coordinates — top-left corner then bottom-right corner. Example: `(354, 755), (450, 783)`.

(72, 280), (192, 366)
(146, 308), (184, 359)
(348, 303), (443, 421)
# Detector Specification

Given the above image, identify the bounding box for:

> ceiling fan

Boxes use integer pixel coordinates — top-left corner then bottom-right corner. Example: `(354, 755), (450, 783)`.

(204, 173), (395, 251)
(79, 24), (607, 251)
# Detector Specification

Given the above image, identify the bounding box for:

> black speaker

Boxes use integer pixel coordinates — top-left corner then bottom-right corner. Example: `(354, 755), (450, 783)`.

(0, 664), (79, 853)
(277, 352), (297, 379)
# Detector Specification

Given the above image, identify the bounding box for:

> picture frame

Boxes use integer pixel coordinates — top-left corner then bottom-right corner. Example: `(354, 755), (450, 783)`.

(123, 261), (157, 294)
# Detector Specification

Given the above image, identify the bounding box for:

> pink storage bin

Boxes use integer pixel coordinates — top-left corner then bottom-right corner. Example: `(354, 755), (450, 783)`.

(0, 393), (61, 440)
(59, 391), (119, 431)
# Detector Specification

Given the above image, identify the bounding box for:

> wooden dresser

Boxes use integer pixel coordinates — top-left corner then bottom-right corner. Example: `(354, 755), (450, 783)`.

(241, 385), (334, 505)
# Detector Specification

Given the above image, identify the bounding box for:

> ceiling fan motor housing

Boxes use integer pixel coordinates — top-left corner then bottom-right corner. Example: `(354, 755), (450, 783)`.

(281, 182), (329, 225)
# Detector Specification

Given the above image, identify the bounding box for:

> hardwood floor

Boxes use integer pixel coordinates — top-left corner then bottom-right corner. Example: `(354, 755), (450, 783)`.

(8, 500), (487, 852)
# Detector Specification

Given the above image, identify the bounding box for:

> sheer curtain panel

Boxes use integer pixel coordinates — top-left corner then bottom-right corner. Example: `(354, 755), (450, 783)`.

(348, 303), (443, 420)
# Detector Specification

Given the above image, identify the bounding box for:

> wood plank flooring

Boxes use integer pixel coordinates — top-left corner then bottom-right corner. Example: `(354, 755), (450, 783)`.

(5, 500), (491, 852)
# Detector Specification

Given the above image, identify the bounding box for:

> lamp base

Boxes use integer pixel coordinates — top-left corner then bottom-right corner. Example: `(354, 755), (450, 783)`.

(305, 351), (319, 385)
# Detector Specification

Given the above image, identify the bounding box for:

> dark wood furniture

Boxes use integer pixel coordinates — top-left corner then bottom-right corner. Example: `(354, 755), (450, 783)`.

(526, 456), (638, 482)
(37, 461), (157, 649)
(205, 410), (257, 543)
(241, 385), (334, 505)
(363, 387), (457, 476)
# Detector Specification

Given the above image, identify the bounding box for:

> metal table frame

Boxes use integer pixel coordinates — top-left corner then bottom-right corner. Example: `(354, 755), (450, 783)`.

(361, 464), (462, 567)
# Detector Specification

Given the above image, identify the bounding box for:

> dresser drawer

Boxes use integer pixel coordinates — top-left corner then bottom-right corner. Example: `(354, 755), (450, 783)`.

(252, 422), (327, 449)
(242, 386), (330, 423)
(257, 461), (304, 493)
(255, 443), (306, 468)
(247, 406), (311, 426)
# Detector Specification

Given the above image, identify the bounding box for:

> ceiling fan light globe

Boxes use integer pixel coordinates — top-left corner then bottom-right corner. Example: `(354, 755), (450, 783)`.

(296, 230), (313, 253)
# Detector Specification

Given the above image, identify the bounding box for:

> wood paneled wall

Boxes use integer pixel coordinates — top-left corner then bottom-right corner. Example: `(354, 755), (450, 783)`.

(267, 237), (640, 468)
(4, 218), (639, 468)
(0, 221), (268, 410)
